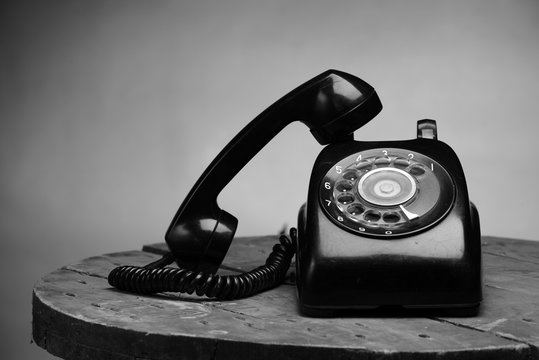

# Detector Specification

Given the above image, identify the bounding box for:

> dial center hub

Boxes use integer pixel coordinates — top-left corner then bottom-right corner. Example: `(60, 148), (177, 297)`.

(358, 167), (417, 206)
(377, 180), (399, 196)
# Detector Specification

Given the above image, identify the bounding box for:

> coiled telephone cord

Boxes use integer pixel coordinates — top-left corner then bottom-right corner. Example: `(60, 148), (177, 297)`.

(108, 228), (297, 300)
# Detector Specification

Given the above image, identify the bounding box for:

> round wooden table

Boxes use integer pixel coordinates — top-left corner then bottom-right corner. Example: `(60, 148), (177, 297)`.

(33, 236), (539, 359)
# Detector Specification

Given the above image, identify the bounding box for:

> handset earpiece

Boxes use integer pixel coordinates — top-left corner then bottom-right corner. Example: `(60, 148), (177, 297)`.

(165, 70), (382, 273)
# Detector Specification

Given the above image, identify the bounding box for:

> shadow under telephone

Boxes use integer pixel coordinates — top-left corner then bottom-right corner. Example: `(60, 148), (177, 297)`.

(108, 70), (482, 316)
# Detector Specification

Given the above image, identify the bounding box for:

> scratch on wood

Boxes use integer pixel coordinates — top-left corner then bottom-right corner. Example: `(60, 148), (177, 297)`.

(61, 266), (108, 280)
(483, 250), (539, 265)
(210, 340), (219, 360)
(477, 318), (507, 331)
(432, 316), (534, 350)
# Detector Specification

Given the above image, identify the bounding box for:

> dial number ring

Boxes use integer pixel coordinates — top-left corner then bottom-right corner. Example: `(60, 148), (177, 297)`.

(319, 148), (455, 238)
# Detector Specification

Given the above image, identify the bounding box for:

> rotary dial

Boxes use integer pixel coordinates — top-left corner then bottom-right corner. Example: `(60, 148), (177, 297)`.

(319, 148), (455, 237)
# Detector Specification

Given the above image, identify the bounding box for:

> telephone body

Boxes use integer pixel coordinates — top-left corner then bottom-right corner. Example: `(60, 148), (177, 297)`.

(108, 70), (482, 316)
(297, 123), (482, 315)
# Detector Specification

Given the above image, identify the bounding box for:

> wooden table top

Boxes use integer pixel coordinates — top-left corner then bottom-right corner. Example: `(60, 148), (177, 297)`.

(33, 235), (539, 360)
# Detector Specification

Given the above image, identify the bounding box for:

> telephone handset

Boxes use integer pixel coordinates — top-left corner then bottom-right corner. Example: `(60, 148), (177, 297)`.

(108, 70), (482, 315)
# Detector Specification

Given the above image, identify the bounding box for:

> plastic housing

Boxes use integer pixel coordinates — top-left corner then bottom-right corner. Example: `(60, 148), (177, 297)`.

(296, 137), (482, 316)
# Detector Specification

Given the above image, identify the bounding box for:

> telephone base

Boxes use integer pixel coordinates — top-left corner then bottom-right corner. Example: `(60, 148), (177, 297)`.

(296, 136), (482, 317)
(296, 198), (482, 317)
(299, 303), (481, 318)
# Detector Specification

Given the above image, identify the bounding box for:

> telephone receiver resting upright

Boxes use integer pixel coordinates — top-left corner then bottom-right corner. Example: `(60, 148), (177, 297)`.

(164, 70), (382, 273)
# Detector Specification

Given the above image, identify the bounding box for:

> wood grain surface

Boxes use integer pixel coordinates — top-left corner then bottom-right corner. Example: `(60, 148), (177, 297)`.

(32, 236), (539, 359)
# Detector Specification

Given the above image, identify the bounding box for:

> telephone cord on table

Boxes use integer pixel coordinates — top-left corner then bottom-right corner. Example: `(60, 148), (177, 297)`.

(108, 228), (297, 300)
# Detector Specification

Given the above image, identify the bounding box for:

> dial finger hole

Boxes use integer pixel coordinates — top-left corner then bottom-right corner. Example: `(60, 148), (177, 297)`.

(375, 156), (391, 166)
(356, 160), (372, 170)
(409, 165), (427, 176)
(364, 210), (381, 222)
(337, 194), (355, 205)
(336, 180), (354, 192)
(347, 204), (364, 216)
(382, 212), (400, 223)
(343, 170), (359, 181)
(393, 157), (410, 169)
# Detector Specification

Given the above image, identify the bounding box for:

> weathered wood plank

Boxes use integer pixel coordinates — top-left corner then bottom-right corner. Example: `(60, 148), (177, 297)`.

(435, 252), (539, 350)
(33, 248), (536, 360)
(483, 236), (539, 264)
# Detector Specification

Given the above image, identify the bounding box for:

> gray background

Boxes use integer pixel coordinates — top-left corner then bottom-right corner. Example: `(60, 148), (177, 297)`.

(2, 0), (538, 358)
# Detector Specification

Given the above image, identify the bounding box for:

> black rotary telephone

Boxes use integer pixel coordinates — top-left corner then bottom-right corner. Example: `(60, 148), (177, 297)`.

(108, 70), (482, 316)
